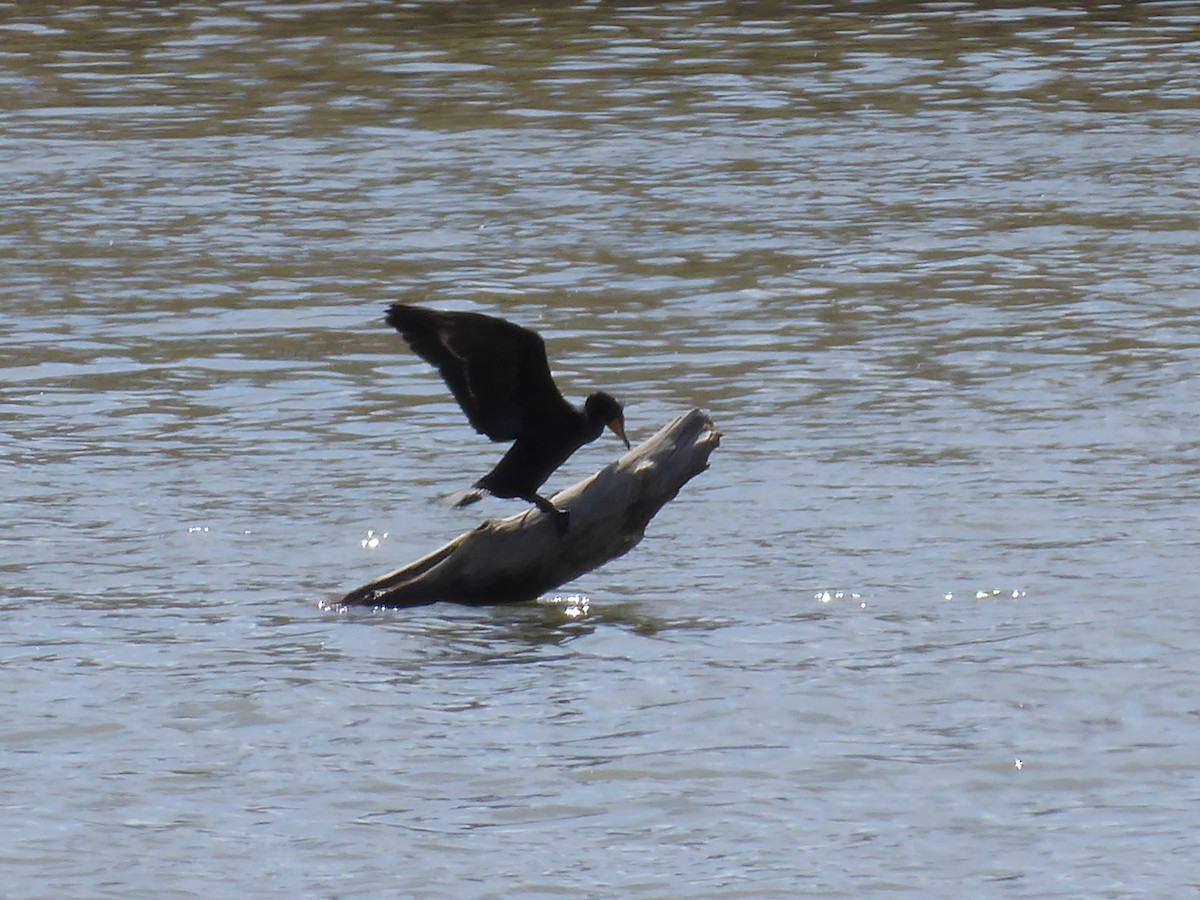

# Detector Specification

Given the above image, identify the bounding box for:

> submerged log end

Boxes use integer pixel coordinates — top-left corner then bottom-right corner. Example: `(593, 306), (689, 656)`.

(331, 409), (719, 610)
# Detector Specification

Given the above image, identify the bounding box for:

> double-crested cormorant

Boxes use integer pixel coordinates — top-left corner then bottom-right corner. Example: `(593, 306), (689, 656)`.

(385, 303), (630, 534)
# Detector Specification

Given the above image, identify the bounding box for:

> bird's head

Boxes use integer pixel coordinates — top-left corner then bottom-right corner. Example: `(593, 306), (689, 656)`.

(585, 392), (630, 449)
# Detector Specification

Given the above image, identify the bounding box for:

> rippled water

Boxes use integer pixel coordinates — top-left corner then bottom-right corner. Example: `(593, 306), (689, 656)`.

(3, 2), (1199, 896)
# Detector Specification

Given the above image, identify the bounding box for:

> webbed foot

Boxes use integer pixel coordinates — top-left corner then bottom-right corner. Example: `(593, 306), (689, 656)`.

(524, 494), (570, 535)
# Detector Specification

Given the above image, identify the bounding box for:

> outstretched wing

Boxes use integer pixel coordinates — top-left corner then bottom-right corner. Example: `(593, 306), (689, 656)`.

(385, 304), (568, 442)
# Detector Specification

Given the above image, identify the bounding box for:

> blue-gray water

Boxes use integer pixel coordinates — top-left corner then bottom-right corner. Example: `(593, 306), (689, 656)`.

(3, 2), (1199, 896)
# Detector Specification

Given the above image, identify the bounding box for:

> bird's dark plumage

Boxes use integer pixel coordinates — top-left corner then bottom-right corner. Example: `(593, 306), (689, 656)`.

(385, 303), (630, 533)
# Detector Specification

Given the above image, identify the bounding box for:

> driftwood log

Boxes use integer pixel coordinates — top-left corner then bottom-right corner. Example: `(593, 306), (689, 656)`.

(333, 408), (720, 609)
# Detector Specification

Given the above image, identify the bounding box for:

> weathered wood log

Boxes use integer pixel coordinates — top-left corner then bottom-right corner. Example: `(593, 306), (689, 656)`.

(332, 408), (720, 609)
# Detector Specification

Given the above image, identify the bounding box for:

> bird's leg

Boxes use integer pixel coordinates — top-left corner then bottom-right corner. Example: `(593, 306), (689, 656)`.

(523, 493), (569, 535)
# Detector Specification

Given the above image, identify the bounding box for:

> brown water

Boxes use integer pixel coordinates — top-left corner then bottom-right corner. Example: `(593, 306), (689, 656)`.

(3, 2), (1199, 896)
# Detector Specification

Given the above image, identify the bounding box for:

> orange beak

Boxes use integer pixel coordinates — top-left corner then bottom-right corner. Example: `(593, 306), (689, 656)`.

(609, 417), (630, 450)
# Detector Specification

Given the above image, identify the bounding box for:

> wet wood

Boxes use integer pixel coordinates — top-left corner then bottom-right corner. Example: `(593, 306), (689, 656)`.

(332, 408), (720, 609)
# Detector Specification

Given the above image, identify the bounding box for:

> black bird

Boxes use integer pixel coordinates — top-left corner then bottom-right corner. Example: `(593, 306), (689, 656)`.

(385, 303), (630, 534)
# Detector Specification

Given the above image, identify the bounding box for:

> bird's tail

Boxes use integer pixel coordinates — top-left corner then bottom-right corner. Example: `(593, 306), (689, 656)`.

(442, 487), (486, 508)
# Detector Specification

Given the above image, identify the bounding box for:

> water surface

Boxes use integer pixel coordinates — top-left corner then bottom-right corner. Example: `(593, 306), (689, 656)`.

(3, 2), (1199, 896)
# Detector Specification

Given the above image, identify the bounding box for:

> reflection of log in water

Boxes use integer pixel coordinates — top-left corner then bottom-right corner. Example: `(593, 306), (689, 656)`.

(334, 409), (720, 609)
